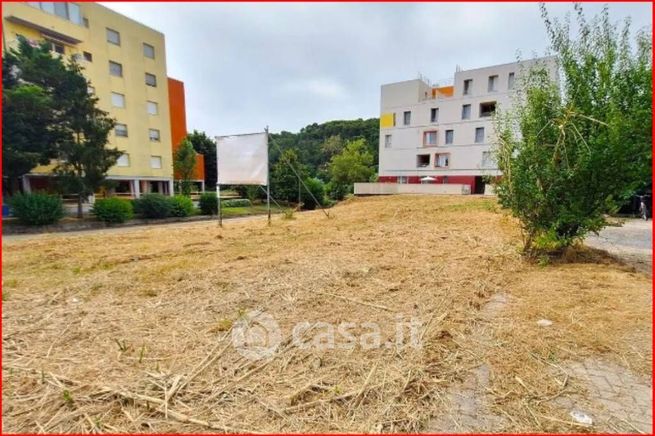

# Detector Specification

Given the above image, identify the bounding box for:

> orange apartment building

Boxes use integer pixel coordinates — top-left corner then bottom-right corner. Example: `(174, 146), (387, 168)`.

(168, 77), (205, 192)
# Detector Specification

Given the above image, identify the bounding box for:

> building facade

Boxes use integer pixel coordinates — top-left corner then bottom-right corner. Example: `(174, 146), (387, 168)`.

(378, 57), (555, 194)
(2, 2), (202, 198)
(168, 77), (205, 192)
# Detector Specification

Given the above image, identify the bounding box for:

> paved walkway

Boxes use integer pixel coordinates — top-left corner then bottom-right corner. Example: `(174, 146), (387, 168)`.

(1, 213), (272, 243)
(585, 219), (652, 275)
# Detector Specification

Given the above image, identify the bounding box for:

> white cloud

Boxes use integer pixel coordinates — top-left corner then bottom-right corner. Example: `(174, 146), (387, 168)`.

(100, 2), (652, 135)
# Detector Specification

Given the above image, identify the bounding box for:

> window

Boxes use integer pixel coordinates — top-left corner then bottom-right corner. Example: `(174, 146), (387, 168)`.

(49, 41), (64, 55)
(430, 107), (439, 123)
(508, 72), (515, 90)
(111, 92), (125, 108)
(423, 131), (438, 146)
(479, 101), (497, 117)
(147, 101), (158, 115)
(106, 28), (120, 45)
(417, 154), (430, 168)
(143, 43), (155, 59)
(445, 130), (454, 145)
(145, 73), (157, 87)
(475, 127), (485, 143)
(398, 176), (408, 184)
(54, 2), (68, 19)
(115, 123), (128, 137)
(481, 151), (496, 168)
(435, 153), (450, 168)
(83, 51), (92, 62)
(384, 134), (392, 148)
(488, 75), (498, 92)
(116, 153), (130, 167)
(462, 104), (471, 120)
(463, 79), (472, 95)
(149, 129), (161, 142)
(30, 2), (81, 24)
(40, 2), (55, 14)
(150, 156), (162, 169)
(83, 17), (89, 28)
(109, 61), (123, 77)
(403, 111), (411, 126)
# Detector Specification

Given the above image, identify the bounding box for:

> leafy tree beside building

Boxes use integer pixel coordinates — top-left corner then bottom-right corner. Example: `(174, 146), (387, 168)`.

(173, 138), (198, 196)
(2, 39), (63, 195)
(3, 37), (119, 218)
(494, 4), (652, 256)
(328, 138), (375, 200)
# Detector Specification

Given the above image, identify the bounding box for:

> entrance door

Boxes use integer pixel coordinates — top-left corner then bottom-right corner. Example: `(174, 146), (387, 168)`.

(474, 176), (485, 194)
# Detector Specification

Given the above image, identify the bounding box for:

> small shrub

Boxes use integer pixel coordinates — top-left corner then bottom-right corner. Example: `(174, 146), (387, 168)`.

(199, 192), (218, 215)
(169, 195), (194, 217)
(92, 197), (133, 223)
(133, 193), (172, 219)
(222, 198), (252, 208)
(10, 193), (64, 225)
(282, 208), (295, 220)
(234, 185), (264, 202)
(301, 178), (326, 210)
(325, 181), (349, 201)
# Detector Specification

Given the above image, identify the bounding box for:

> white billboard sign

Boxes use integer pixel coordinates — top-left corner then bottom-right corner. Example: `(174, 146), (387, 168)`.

(216, 132), (268, 186)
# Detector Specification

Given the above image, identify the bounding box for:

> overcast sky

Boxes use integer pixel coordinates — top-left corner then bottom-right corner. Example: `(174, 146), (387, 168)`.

(101, 2), (651, 136)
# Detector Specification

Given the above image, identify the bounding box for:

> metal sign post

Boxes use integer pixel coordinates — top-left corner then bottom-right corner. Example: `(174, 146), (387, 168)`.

(265, 126), (271, 225)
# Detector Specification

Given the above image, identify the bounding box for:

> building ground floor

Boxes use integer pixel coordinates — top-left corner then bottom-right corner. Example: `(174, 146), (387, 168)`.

(18, 174), (178, 200)
(377, 175), (493, 195)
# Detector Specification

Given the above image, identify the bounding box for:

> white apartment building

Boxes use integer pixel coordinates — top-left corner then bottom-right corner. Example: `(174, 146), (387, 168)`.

(378, 57), (556, 194)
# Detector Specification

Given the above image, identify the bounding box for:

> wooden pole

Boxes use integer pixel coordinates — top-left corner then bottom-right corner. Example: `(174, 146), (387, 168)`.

(216, 139), (222, 227)
(266, 126), (271, 225)
(217, 184), (222, 227)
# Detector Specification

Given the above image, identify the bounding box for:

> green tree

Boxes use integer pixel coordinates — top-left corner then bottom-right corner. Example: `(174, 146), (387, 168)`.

(52, 60), (118, 218)
(2, 38), (63, 194)
(321, 135), (345, 161)
(185, 130), (216, 190)
(494, 4), (652, 256)
(271, 149), (308, 203)
(327, 138), (375, 198)
(174, 138), (197, 196)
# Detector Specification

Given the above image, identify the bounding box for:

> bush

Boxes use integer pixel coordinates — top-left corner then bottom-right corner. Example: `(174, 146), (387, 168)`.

(199, 192), (218, 215)
(222, 198), (252, 208)
(169, 195), (194, 217)
(301, 178), (326, 210)
(233, 185), (265, 202)
(10, 193), (64, 226)
(325, 181), (350, 201)
(92, 197), (133, 223)
(133, 193), (172, 219)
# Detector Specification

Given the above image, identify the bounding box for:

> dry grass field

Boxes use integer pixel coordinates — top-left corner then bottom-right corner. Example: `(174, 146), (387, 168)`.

(2, 195), (651, 433)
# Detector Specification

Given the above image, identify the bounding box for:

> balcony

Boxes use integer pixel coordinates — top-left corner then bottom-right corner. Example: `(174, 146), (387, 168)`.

(421, 77), (455, 101)
(4, 3), (86, 46)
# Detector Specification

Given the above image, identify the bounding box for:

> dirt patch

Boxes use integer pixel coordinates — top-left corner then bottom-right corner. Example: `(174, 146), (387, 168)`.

(2, 195), (651, 433)
(426, 294), (509, 433)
